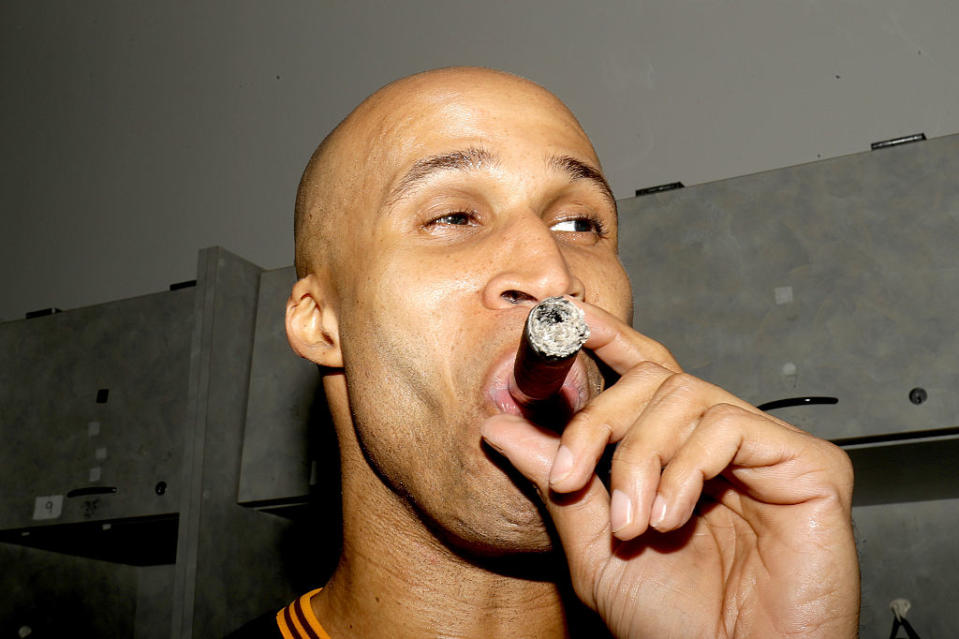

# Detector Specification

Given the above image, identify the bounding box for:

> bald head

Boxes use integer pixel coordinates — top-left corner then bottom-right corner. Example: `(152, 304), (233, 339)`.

(286, 65), (631, 562)
(293, 67), (599, 280)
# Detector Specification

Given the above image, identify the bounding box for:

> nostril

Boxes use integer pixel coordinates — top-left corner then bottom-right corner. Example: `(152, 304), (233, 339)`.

(501, 290), (537, 305)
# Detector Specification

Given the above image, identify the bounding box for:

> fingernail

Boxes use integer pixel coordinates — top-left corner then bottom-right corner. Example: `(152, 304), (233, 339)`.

(610, 489), (633, 533)
(549, 445), (575, 486)
(650, 494), (668, 529)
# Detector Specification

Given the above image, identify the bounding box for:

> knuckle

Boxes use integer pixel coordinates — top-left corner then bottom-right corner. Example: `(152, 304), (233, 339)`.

(824, 442), (856, 493)
(568, 406), (612, 439)
(621, 359), (669, 383)
(662, 371), (698, 395)
(610, 437), (657, 471)
(806, 442), (856, 509)
(657, 372), (701, 403)
(568, 405), (597, 431)
(701, 402), (745, 432)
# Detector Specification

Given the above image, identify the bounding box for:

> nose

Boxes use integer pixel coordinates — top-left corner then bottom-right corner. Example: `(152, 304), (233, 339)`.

(482, 214), (586, 309)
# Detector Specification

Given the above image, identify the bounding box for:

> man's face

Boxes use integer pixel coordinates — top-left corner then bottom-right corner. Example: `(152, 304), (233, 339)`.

(329, 73), (632, 555)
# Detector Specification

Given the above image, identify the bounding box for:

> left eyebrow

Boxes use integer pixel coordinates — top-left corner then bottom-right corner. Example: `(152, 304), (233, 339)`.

(385, 147), (498, 208)
(547, 154), (617, 211)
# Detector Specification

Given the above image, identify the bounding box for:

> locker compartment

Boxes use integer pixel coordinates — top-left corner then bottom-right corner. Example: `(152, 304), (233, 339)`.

(618, 133), (959, 442)
(1, 248), (313, 637)
(0, 287), (193, 533)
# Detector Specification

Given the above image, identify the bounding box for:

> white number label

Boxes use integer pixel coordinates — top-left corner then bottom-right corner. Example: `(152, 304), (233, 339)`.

(32, 495), (63, 520)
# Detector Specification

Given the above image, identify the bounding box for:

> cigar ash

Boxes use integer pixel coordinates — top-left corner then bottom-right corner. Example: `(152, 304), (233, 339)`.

(525, 297), (589, 359)
(511, 297), (590, 408)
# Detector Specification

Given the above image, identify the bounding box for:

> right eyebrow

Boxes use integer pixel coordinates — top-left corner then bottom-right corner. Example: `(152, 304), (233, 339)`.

(385, 147), (498, 208)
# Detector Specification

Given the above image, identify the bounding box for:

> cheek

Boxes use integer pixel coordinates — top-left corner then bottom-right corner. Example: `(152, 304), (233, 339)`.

(337, 251), (482, 425)
(360, 253), (491, 373)
(580, 254), (633, 321)
(610, 261), (634, 323)
(334, 248), (557, 549)
(370, 243), (485, 305)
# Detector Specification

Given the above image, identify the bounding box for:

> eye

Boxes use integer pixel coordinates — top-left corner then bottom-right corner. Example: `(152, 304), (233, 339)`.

(426, 211), (478, 227)
(550, 216), (608, 237)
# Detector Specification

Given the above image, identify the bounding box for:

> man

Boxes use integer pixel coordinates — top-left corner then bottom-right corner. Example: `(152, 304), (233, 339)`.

(280, 66), (859, 638)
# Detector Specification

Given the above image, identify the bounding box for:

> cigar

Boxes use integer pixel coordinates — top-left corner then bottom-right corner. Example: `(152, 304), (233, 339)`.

(509, 296), (590, 405)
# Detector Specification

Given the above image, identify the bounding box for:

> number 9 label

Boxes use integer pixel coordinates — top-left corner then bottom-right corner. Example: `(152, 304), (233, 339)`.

(32, 495), (63, 520)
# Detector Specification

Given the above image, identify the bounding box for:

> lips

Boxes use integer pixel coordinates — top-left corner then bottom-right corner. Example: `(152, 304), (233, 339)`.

(484, 348), (591, 425)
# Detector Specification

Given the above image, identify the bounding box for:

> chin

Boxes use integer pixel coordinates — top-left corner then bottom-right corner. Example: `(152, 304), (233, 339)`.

(455, 527), (555, 558)
(426, 480), (560, 562)
(433, 517), (565, 579)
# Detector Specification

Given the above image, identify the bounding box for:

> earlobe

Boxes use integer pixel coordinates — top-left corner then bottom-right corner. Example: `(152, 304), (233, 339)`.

(285, 275), (343, 368)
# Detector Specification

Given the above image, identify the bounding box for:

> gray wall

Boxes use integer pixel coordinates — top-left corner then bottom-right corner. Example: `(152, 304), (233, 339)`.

(2, 0), (959, 321)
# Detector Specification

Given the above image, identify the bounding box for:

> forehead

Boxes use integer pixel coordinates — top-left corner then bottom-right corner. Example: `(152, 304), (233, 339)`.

(360, 79), (600, 190)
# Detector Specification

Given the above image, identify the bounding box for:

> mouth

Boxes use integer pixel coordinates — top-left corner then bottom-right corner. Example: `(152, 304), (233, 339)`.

(484, 349), (592, 429)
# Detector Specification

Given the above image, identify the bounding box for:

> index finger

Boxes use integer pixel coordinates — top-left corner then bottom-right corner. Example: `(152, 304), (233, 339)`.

(578, 300), (682, 375)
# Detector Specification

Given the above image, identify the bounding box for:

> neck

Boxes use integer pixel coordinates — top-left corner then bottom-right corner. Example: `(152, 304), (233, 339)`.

(319, 526), (571, 638)
(312, 377), (584, 639)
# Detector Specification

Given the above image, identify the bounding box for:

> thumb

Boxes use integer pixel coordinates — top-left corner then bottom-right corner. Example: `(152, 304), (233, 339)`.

(480, 414), (559, 487)
(481, 414), (613, 608)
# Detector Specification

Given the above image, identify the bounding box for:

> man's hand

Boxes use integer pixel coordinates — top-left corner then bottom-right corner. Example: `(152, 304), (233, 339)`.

(481, 301), (860, 639)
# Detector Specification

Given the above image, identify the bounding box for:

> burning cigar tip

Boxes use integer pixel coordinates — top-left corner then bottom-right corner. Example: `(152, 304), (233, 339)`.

(510, 297), (589, 405)
(524, 296), (590, 360)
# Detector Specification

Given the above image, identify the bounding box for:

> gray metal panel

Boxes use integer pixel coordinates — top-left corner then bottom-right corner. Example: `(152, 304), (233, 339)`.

(172, 248), (306, 639)
(0, 542), (139, 637)
(618, 133), (959, 440)
(847, 434), (959, 506)
(238, 266), (322, 506)
(135, 564), (176, 639)
(854, 499), (959, 638)
(0, 288), (193, 530)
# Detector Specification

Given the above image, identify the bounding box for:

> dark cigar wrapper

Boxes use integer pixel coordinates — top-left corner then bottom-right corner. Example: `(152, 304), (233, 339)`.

(510, 297), (590, 404)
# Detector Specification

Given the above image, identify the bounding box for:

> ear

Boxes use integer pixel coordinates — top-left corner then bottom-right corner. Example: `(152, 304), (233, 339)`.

(285, 274), (343, 368)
